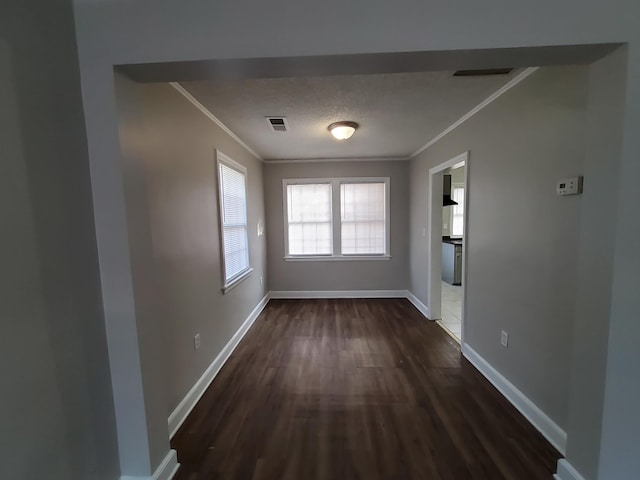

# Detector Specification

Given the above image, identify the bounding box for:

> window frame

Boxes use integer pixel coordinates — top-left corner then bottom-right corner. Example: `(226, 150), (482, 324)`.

(282, 177), (391, 261)
(216, 150), (253, 292)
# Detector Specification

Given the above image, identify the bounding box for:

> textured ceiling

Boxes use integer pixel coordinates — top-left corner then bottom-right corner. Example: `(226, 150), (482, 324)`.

(181, 69), (521, 161)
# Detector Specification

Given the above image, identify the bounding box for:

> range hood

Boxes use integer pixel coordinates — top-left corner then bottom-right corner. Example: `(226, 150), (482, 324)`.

(443, 174), (458, 206)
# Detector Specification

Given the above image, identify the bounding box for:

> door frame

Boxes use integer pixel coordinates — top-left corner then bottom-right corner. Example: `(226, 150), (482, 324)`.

(427, 151), (470, 343)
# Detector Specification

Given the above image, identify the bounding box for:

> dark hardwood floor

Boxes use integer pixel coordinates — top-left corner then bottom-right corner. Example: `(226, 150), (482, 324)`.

(172, 298), (560, 480)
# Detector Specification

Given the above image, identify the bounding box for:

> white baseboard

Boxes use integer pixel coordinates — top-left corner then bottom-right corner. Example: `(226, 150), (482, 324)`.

(269, 290), (433, 321)
(121, 449), (179, 480)
(554, 459), (586, 480)
(164, 290), (569, 479)
(269, 290), (408, 299)
(168, 293), (271, 438)
(406, 291), (431, 319)
(461, 343), (567, 455)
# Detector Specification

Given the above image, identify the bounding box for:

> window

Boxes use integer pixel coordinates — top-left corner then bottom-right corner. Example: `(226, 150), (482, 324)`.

(217, 151), (252, 291)
(341, 182), (386, 255)
(451, 185), (465, 237)
(283, 177), (390, 260)
(286, 183), (333, 255)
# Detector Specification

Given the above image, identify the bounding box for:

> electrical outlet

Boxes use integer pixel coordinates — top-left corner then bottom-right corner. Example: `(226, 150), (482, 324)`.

(194, 333), (201, 351)
(501, 330), (509, 348)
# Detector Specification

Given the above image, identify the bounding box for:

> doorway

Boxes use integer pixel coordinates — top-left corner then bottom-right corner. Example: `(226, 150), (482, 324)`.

(427, 151), (470, 343)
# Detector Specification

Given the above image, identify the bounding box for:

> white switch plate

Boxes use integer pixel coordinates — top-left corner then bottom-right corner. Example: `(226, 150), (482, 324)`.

(194, 333), (201, 350)
(557, 176), (583, 196)
(501, 330), (509, 348)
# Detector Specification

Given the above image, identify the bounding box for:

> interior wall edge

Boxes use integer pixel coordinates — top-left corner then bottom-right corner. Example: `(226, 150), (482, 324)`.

(554, 458), (587, 480)
(169, 82), (263, 162)
(167, 293), (271, 438)
(268, 290), (408, 299)
(461, 343), (567, 455)
(406, 290), (432, 319)
(120, 449), (179, 480)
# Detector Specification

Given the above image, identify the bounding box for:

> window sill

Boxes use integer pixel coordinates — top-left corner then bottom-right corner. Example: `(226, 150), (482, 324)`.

(284, 255), (391, 262)
(221, 267), (254, 293)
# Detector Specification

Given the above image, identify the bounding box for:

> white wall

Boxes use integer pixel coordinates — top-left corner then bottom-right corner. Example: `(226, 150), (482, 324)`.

(410, 66), (588, 431)
(560, 46), (628, 480)
(114, 76), (268, 419)
(71, 0), (640, 477)
(264, 161), (409, 292)
(0, 1), (119, 478)
(597, 44), (640, 480)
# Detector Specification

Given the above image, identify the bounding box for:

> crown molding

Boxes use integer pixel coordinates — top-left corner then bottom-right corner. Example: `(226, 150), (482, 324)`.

(264, 156), (409, 164)
(169, 82), (263, 162)
(410, 67), (540, 159)
(172, 67), (539, 165)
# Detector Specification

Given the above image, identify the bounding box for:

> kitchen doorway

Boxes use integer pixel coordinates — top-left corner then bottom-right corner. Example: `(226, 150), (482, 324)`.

(427, 151), (470, 343)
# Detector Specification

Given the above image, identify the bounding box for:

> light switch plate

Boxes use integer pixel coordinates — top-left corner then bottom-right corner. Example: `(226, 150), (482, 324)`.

(557, 176), (583, 196)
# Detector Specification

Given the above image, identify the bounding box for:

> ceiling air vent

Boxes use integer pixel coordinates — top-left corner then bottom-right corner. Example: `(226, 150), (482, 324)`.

(453, 68), (513, 77)
(266, 117), (288, 132)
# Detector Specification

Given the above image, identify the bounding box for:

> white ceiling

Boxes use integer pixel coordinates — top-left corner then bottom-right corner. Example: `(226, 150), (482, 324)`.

(180, 69), (522, 161)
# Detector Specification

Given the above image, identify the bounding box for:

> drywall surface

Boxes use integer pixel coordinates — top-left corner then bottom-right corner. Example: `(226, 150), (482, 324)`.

(71, 0), (640, 476)
(0, 1), (118, 479)
(598, 45), (640, 480)
(449, 165), (466, 184)
(264, 161), (409, 292)
(562, 47), (627, 479)
(114, 75), (268, 418)
(410, 66), (588, 430)
(72, 0), (637, 66)
(114, 80), (172, 472)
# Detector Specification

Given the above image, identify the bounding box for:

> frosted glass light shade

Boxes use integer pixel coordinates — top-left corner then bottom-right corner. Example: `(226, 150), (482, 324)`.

(328, 121), (358, 140)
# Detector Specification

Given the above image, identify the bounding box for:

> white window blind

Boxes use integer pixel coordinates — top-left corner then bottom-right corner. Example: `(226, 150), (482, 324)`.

(451, 186), (465, 236)
(286, 183), (332, 255)
(283, 177), (389, 259)
(218, 157), (250, 285)
(340, 182), (386, 255)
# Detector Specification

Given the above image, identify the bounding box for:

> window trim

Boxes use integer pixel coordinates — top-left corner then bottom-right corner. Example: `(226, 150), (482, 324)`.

(282, 177), (391, 261)
(216, 150), (253, 293)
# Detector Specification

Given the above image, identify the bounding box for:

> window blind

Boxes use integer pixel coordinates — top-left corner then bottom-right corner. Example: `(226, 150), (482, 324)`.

(218, 162), (250, 282)
(340, 182), (386, 255)
(286, 183), (332, 255)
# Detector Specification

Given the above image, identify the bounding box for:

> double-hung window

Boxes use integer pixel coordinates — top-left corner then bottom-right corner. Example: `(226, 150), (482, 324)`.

(286, 183), (333, 255)
(283, 177), (390, 260)
(217, 151), (252, 291)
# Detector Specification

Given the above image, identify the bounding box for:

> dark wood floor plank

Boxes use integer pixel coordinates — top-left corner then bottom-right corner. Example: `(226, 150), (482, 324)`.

(172, 298), (560, 480)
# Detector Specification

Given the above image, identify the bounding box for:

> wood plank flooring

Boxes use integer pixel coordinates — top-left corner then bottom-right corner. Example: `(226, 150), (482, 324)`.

(172, 298), (561, 480)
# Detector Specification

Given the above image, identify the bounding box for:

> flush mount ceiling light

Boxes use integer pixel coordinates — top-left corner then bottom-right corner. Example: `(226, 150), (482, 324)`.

(328, 121), (359, 140)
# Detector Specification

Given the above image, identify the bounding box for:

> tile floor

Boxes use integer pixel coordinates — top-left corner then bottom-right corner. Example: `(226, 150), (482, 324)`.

(438, 280), (462, 340)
